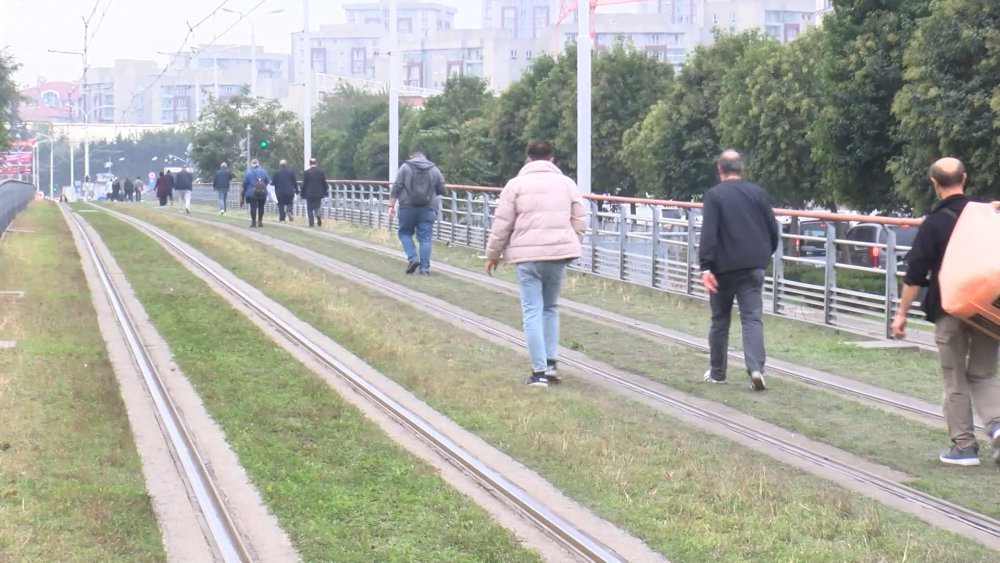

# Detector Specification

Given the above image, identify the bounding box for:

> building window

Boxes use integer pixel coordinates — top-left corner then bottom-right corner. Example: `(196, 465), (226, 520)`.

(502, 7), (517, 35)
(526, 50), (533, 60)
(351, 47), (366, 74)
(713, 13), (719, 25)
(510, 49), (517, 60)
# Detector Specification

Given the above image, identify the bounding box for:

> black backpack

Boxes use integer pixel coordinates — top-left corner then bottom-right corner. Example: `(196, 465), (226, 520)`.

(253, 171), (267, 198)
(406, 165), (435, 207)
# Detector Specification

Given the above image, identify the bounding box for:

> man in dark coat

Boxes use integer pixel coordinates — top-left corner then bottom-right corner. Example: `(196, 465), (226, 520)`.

(212, 162), (233, 214)
(174, 167), (194, 214)
(300, 157), (328, 227)
(272, 159), (299, 222)
(111, 177), (122, 201)
(165, 171), (175, 206)
(154, 171), (170, 206)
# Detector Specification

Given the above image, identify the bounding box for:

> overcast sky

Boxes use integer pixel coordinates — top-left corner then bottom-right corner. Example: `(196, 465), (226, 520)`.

(2, 0), (485, 86)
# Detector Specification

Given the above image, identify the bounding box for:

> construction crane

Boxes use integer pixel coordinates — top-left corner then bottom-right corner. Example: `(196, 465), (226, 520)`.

(557, 0), (649, 39)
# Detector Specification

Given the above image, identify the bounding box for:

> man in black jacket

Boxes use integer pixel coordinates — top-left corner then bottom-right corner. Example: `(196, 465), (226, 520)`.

(892, 157), (1000, 467)
(174, 167), (194, 213)
(272, 160), (298, 222)
(300, 158), (328, 227)
(212, 163), (233, 214)
(699, 150), (779, 391)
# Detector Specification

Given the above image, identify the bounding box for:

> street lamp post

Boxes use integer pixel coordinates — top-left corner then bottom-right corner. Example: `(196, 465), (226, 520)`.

(388, 0), (399, 181)
(245, 123), (252, 169)
(33, 134), (54, 197)
(577, 0), (592, 194)
(302, 0), (312, 171)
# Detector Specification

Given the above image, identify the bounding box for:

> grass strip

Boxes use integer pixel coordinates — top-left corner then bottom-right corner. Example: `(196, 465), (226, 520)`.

(80, 209), (538, 562)
(0, 203), (164, 562)
(112, 204), (1000, 561)
(192, 209), (1000, 519)
(305, 214), (945, 405)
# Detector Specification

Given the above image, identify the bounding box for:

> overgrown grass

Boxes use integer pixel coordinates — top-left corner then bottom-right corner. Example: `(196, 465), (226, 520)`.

(0, 203), (164, 562)
(80, 210), (539, 563)
(109, 204), (1000, 561)
(202, 212), (1000, 519)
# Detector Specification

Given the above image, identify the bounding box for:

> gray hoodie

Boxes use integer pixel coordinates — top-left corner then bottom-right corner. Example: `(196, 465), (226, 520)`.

(391, 155), (446, 208)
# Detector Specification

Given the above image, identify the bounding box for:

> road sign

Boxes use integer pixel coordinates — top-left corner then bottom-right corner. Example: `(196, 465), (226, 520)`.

(148, 171), (156, 180)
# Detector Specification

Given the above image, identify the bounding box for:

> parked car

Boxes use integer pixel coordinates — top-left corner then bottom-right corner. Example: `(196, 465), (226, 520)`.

(787, 219), (831, 258)
(843, 222), (919, 270)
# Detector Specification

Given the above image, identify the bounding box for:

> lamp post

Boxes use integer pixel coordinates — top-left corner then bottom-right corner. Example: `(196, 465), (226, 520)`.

(221, 7), (285, 97)
(245, 123), (252, 169)
(577, 0), (592, 194)
(302, 0), (312, 171)
(387, 0), (399, 181)
(33, 134), (54, 197)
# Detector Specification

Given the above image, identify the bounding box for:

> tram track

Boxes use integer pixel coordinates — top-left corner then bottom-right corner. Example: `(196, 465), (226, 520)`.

(160, 210), (1000, 551)
(65, 210), (255, 562)
(92, 205), (639, 563)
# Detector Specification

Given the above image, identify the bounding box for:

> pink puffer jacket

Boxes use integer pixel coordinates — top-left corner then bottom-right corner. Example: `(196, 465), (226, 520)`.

(486, 160), (588, 264)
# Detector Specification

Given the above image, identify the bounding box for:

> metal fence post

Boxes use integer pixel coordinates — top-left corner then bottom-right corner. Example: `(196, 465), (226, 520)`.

(823, 222), (838, 325)
(684, 211), (697, 295)
(650, 205), (660, 288)
(884, 228), (898, 339)
(465, 191), (474, 247)
(481, 193), (491, 250)
(449, 192), (458, 245)
(590, 200), (599, 273)
(772, 219), (784, 315)
(618, 205), (628, 280)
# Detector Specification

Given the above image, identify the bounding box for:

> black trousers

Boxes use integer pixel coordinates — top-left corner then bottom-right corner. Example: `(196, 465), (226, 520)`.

(306, 197), (323, 226)
(277, 195), (294, 221)
(158, 195), (168, 206)
(248, 198), (266, 224)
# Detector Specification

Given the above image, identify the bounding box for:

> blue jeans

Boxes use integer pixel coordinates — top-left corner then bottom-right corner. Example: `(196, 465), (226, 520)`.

(216, 189), (228, 210)
(708, 268), (767, 379)
(516, 260), (569, 373)
(397, 206), (435, 272)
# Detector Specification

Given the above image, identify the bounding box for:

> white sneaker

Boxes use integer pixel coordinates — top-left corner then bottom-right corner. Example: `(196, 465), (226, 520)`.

(749, 370), (766, 391)
(703, 370), (725, 384)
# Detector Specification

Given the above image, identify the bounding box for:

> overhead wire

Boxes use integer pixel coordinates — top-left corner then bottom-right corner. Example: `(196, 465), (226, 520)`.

(118, 0), (269, 122)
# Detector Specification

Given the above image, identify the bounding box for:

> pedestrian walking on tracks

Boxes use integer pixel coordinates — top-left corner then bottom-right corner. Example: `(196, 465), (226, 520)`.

(124, 176), (135, 202)
(213, 163), (233, 214)
(892, 157), (1000, 467)
(243, 159), (270, 228)
(388, 148), (446, 275)
(134, 177), (144, 202)
(485, 140), (587, 388)
(174, 167), (194, 214)
(272, 160), (298, 223)
(699, 150), (779, 391)
(301, 158), (328, 227)
(154, 171), (171, 207)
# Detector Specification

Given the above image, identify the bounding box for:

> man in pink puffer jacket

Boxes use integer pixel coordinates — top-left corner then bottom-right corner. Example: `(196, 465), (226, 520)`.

(485, 140), (588, 387)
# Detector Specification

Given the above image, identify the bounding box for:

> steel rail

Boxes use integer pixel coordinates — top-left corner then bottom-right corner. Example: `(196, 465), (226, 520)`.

(106, 210), (625, 563)
(227, 224), (1000, 544)
(293, 228), (969, 429)
(67, 210), (253, 563)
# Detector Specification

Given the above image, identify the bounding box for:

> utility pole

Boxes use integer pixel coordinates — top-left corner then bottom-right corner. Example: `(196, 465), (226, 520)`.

(576, 0), (592, 194)
(302, 0), (312, 171)
(82, 16), (91, 182)
(388, 0), (399, 181)
(245, 123), (252, 170)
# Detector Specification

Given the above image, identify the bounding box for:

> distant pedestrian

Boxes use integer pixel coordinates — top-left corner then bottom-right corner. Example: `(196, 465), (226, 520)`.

(272, 159), (298, 222)
(111, 177), (122, 201)
(242, 159), (270, 228)
(892, 157), (1000, 467)
(300, 157), (328, 227)
(154, 171), (170, 207)
(174, 167), (194, 214)
(165, 171), (175, 206)
(124, 176), (135, 202)
(699, 149), (779, 391)
(133, 177), (143, 202)
(485, 140), (587, 387)
(212, 162), (233, 214)
(387, 147), (445, 275)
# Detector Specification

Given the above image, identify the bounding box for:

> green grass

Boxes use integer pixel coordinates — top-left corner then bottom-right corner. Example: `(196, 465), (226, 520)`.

(80, 209), (539, 563)
(106, 203), (1000, 561)
(0, 203), (164, 562)
(197, 211), (1000, 519)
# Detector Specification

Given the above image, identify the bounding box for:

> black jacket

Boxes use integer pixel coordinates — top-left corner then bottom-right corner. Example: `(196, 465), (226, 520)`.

(272, 167), (298, 199)
(698, 178), (779, 274)
(174, 170), (193, 190)
(213, 169), (233, 190)
(301, 166), (328, 199)
(903, 194), (969, 323)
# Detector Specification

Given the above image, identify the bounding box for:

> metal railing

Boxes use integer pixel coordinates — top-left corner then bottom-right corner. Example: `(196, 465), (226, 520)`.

(1, 179), (37, 236)
(188, 182), (931, 343)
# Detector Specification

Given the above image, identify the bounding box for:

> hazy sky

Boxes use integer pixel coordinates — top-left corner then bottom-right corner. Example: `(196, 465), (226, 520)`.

(2, 0), (485, 86)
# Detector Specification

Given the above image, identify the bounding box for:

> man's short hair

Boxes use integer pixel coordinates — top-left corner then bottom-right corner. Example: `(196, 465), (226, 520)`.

(929, 158), (966, 189)
(250, 159), (259, 167)
(279, 159), (287, 167)
(220, 162), (228, 168)
(526, 140), (554, 161)
(717, 150), (743, 174)
(409, 147), (425, 157)
(309, 157), (317, 166)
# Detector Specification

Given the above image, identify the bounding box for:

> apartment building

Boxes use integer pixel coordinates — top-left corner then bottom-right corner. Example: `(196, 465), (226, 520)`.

(482, 0), (560, 39)
(705, 0), (820, 41)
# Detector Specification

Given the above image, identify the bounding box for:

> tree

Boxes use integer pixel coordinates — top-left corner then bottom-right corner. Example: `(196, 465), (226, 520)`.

(189, 88), (302, 176)
(717, 30), (831, 209)
(489, 54), (558, 183)
(593, 40), (673, 195)
(1, 49), (22, 151)
(311, 85), (387, 179)
(621, 30), (772, 200)
(891, 0), (1000, 211)
(813, 0), (932, 212)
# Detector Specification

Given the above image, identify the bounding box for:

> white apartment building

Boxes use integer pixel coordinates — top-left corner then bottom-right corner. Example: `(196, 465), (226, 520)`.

(482, 0), (560, 39)
(705, 0), (820, 41)
(344, 2), (456, 37)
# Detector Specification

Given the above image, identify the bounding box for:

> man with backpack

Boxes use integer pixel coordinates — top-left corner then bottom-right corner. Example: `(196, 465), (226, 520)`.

(387, 148), (446, 275)
(242, 159), (270, 228)
(892, 157), (1000, 467)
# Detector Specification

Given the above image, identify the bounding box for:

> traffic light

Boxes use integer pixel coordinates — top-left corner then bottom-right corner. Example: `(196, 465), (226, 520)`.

(258, 139), (269, 148)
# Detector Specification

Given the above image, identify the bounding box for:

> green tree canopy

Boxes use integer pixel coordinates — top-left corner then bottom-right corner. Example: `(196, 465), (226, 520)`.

(891, 0), (1000, 211)
(1, 49), (22, 151)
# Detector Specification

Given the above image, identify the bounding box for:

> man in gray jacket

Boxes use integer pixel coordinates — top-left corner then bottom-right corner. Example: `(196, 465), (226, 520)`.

(386, 148), (446, 275)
